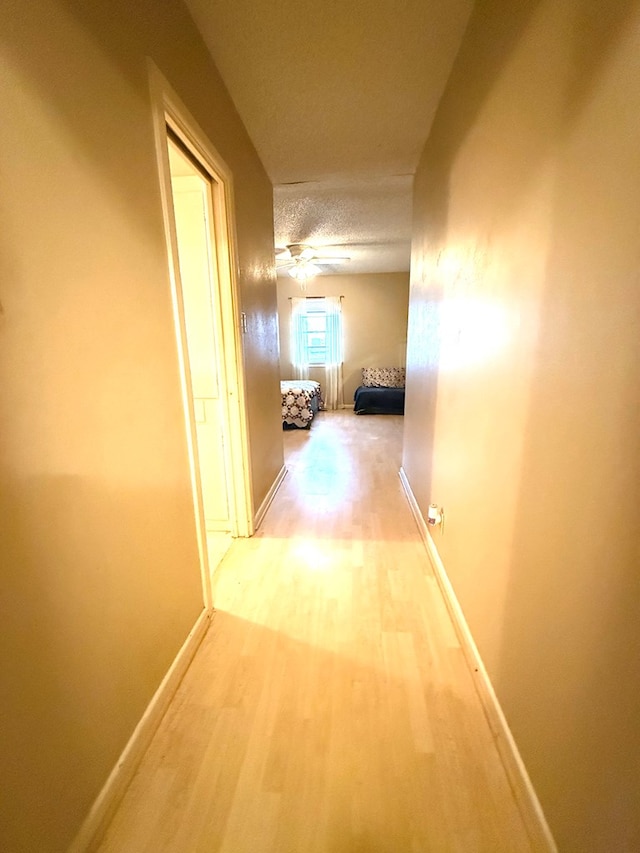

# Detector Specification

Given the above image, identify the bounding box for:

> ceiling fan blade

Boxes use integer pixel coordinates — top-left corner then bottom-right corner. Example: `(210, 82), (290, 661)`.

(274, 244), (351, 269)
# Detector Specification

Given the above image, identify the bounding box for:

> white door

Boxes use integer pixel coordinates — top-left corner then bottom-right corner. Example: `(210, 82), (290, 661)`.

(169, 144), (231, 532)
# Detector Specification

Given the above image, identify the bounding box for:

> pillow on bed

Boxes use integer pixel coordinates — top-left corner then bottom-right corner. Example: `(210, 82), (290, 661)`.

(362, 367), (405, 388)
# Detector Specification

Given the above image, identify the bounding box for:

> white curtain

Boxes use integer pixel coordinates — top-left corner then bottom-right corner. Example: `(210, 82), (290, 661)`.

(290, 296), (309, 380)
(323, 295), (343, 410)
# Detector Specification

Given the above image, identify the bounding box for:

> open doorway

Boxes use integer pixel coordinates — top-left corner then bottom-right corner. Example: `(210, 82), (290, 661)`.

(167, 137), (234, 564)
(150, 83), (254, 603)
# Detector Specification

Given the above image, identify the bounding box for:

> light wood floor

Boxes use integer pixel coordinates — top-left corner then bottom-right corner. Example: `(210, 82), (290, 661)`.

(98, 411), (533, 853)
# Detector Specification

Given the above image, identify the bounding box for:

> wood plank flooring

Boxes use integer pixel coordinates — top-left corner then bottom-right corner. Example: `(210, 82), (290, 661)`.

(98, 411), (533, 853)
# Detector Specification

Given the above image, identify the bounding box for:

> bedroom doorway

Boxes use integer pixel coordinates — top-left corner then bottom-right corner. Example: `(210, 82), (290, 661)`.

(150, 74), (254, 603)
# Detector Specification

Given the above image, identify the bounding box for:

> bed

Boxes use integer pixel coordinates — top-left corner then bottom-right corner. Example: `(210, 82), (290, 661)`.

(353, 367), (405, 415)
(281, 380), (323, 429)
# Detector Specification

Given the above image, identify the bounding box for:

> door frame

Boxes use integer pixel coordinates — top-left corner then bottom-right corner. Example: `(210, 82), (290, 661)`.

(148, 63), (254, 603)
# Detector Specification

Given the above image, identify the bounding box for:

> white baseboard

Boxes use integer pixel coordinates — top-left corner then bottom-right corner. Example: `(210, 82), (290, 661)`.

(69, 608), (212, 852)
(398, 468), (557, 853)
(254, 464), (287, 530)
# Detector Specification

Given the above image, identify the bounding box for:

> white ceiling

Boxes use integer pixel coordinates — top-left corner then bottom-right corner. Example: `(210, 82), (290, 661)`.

(184, 0), (473, 275)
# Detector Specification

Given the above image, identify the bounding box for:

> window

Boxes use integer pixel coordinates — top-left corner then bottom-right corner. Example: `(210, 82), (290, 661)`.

(302, 298), (328, 366)
(290, 295), (343, 408)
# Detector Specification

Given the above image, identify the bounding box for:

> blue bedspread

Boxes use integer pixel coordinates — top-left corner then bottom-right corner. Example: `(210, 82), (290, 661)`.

(353, 385), (405, 415)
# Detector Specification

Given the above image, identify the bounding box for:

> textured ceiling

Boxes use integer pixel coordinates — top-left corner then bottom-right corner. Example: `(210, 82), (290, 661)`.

(184, 0), (473, 275)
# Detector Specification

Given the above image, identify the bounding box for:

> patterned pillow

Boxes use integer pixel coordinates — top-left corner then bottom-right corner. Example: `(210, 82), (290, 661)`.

(362, 367), (405, 388)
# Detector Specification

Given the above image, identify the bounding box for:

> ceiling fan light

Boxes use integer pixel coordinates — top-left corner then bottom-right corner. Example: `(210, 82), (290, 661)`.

(289, 265), (307, 281)
(289, 260), (320, 281)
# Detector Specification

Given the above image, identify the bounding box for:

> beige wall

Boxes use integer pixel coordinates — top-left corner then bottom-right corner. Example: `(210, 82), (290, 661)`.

(277, 272), (409, 404)
(403, 0), (640, 850)
(0, 1), (281, 850)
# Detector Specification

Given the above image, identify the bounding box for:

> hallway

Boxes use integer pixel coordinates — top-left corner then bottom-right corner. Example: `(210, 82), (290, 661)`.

(98, 412), (532, 852)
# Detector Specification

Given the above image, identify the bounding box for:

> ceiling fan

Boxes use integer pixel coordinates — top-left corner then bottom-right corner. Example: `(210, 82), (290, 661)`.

(275, 244), (350, 282)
